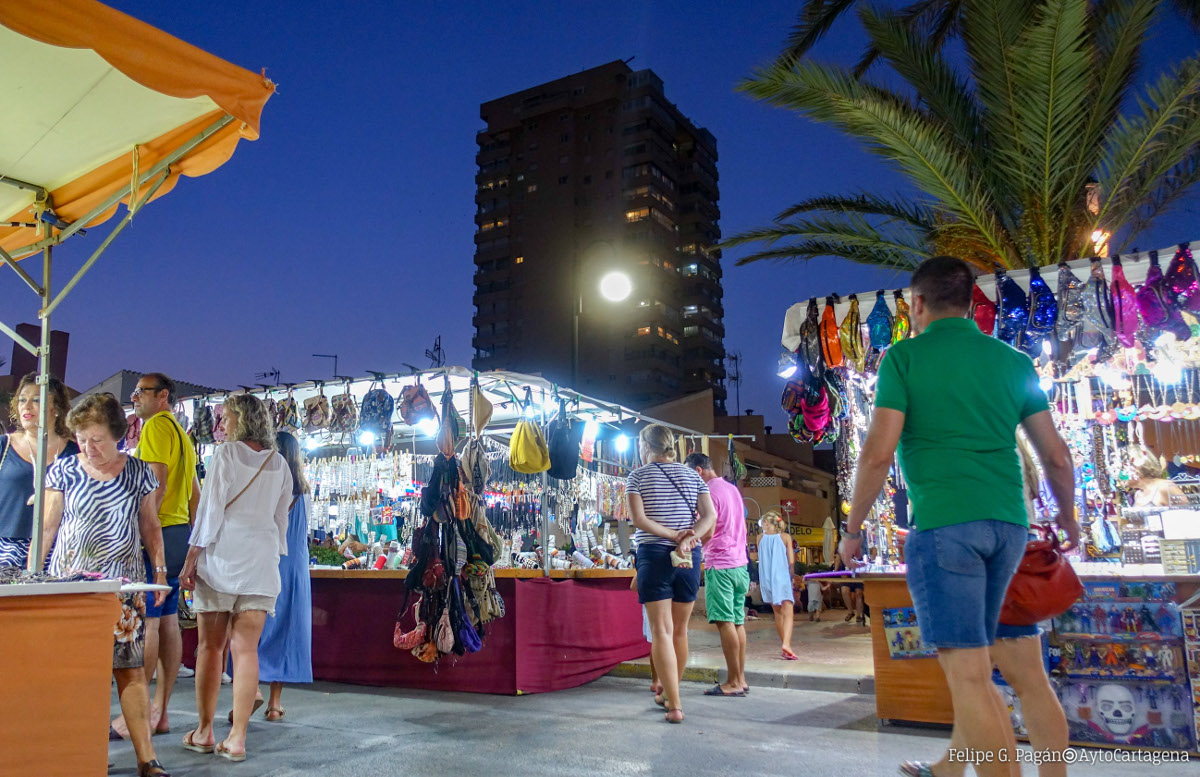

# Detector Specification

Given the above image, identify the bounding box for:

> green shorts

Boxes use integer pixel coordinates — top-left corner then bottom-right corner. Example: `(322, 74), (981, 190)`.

(705, 565), (750, 625)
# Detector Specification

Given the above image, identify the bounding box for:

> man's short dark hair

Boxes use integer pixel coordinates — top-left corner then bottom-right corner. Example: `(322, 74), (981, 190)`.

(683, 452), (712, 471)
(910, 256), (974, 313)
(141, 372), (177, 405)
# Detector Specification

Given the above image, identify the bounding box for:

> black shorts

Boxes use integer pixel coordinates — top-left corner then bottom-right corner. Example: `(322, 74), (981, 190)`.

(636, 544), (701, 604)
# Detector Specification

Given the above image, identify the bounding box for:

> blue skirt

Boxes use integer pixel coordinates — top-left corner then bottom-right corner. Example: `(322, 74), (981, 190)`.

(258, 496), (313, 684)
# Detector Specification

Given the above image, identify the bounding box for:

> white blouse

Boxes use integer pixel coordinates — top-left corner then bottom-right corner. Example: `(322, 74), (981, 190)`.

(189, 441), (294, 597)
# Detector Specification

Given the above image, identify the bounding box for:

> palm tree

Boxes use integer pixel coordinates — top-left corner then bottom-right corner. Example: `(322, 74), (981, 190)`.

(727, 0), (1200, 271)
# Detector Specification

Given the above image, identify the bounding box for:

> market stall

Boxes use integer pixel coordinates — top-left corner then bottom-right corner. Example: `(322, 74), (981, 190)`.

(784, 245), (1200, 755)
(0, 2), (273, 772)
(169, 367), (741, 693)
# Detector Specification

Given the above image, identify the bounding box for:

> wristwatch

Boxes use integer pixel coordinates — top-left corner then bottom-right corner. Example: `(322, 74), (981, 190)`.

(153, 566), (168, 574)
(840, 523), (862, 540)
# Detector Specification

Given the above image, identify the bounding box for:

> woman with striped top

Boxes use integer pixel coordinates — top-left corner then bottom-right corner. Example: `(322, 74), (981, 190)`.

(627, 424), (716, 724)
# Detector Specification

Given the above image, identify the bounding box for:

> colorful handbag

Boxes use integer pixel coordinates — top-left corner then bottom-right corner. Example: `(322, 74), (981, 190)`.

(818, 297), (844, 369)
(999, 525), (1084, 626)
(1055, 262), (1086, 343)
(865, 290), (893, 349)
(838, 294), (866, 372)
(1138, 249), (1191, 341)
(1109, 256), (1140, 348)
(393, 599), (427, 650)
(1165, 244), (1200, 313)
(304, 387), (330, 433)
(329, 389), (357, 435)
(1021, 265), (1058, 356)
(971, 284), (997, 336)
(891, 290), (911, 344)
(995, 271), (1029, 346)
(798, 297), (823, 376)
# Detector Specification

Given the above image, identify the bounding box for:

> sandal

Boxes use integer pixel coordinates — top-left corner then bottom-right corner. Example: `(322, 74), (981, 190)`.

(264, 706), (286, 722)
(181, 729), (213, 754)
(664, 708), (685, 724)
(654, 693), (667, 708)
(844, 613), (855, 622)
(781, 648), (799, 661)
(215, 741), (247, 762)
(137, 759), (171, 777)
(228, 697), (265, 724)
(108, 726), (124, 741)
(703, 684), (745, 697)
(857, 616), (866, 626)
(898, 762), (935, 777)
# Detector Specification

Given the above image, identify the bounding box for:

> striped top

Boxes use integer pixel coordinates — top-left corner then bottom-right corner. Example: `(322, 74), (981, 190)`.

(627, 462), (708, 548)
(45, 454), (158, 583)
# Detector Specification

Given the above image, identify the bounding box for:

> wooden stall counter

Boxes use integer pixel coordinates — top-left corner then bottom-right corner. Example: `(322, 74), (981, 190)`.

(185, 567), (643, 696)
(0, 580), (122, 777)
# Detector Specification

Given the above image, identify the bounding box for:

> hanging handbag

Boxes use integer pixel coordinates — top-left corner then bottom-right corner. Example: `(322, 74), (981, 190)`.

(393, 598), (427, 650)
(304, 386), (330, 433)
(276, 390), (300, 433)
(434, 605), (455, 653)
(999, 524), (1084, 626)
(330, 388), (357, 435)
(818, 296), (844, 369)
(193, 401), (215, 445)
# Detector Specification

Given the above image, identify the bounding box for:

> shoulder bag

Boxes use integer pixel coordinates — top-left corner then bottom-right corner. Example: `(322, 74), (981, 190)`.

(999, 524), (1084, 626)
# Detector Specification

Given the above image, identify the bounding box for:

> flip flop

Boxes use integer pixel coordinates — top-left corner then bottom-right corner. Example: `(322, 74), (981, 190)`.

(181, 729), (214, 754)
(227, 697), (265, 724)
(781, 649), (799, 661)
(703, 685), (746, 697)
(215, 741), (246, 762)
(898, 762), (935, 777)
(264, 707), (285, 722)
(844, 613), (854, 622)
(108, 726), (124, 741)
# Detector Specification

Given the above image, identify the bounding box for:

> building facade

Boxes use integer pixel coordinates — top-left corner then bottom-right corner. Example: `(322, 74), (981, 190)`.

(471, 61), (727, 412)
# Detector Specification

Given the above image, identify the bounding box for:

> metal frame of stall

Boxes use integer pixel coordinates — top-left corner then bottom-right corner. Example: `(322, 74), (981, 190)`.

(1, 113), (237, 568)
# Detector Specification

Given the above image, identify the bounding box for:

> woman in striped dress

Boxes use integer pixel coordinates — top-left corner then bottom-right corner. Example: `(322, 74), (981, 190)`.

(38, 393), (171, 777)
(627, 424), (717, 724)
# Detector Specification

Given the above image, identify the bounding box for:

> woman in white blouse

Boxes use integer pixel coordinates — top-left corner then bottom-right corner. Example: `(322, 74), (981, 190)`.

(179, 394), (292, 763)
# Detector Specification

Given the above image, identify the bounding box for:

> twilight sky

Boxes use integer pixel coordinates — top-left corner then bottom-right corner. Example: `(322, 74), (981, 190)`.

(2, 1), (1197, 428)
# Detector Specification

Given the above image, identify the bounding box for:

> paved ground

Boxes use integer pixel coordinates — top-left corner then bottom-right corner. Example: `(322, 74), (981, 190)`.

(108, 676), (1192, 777)
(612, 606), (876, 693)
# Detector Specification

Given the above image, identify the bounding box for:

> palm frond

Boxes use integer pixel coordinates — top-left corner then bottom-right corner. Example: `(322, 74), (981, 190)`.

(772, 192), (936, 228)
(1171, 0), (1200, 28)
(851, 0), (960, 77)
(1095, 57), (1200, 226)
(1117, 145), (1200, 243)
(773, 0), (863, 69)
(731, 238), (926, 270)
(1009, 0), (1094, 261)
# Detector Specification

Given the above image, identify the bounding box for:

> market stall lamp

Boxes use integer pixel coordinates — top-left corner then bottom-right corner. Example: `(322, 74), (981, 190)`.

(1039, 376), (1054, 393)
(1151, 357), (1184, 385)
(358, 430), (376, 446)
(1155, 331), (1177, 347)
(615, 434), (630, 452)
(417, 418), (439, 437)
(305, 436), (320, 451)
(598, 271), (633, 302)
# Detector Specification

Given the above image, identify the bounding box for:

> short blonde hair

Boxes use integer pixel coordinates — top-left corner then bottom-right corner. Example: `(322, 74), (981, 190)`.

(222, 394), (276, 450)
(639, 424), (676, 461)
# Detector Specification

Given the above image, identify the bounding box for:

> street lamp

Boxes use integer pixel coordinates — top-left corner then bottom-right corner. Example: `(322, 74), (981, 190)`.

(572, 268), (633, 389)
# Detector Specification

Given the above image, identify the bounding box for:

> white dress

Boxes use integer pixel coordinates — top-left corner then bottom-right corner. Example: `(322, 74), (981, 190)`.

(188, 441), (293, 597)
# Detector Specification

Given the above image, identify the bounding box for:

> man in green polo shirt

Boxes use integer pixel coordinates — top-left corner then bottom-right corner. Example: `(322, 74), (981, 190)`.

(839, 256), (1078, 777)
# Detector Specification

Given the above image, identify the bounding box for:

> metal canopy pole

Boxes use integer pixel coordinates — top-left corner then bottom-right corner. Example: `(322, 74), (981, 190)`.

(28, 217), (52, 571)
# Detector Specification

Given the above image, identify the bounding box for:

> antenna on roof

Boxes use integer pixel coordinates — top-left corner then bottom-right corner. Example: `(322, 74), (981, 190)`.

(624, 56), (636, 64)
(425, 336), (446, 368)
(255, 368), (280, 385)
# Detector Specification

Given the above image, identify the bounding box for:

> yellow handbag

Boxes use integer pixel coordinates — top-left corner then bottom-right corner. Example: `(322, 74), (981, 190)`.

(509, 403), (550, 474)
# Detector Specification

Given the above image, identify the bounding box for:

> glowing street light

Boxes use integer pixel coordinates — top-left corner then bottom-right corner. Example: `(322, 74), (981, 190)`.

(598, 271), (633, 302)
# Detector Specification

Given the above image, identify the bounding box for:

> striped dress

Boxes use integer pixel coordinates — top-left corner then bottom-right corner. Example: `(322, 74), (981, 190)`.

(45, 455), (158, 582)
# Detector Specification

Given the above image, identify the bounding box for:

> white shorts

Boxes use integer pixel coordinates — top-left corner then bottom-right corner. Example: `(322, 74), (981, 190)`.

(193, 575), (276, 616)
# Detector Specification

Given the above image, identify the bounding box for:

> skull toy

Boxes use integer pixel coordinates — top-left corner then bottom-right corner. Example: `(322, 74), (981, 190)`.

(1096, 683), (1137, 736)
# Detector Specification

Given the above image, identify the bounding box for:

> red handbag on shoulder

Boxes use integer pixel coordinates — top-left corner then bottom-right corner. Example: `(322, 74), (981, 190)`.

(1000, 524), (1083, 626)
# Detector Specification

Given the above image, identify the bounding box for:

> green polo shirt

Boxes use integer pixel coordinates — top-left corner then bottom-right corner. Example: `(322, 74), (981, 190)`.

(874, 317), (1048, 531)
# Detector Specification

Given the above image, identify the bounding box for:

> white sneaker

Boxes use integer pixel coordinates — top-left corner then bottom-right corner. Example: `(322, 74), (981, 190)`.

(178, 664), (195, 678)
(221, 672), (233, 685)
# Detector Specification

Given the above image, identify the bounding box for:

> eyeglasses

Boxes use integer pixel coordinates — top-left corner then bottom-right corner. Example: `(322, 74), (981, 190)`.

(131, 386), (164, 398)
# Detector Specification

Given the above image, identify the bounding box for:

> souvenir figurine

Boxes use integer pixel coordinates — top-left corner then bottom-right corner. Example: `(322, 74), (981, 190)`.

(1147, 687), (1159, 709)
(1078, 606), (1092, 633)
(1073, 643), (1087, 669)
(1109, 607), (1124, 633)
(1123, 606), (1139, 633)
(1158, 645), (1175, 670)
(1139, 605), (1157, 632)
(1155, 604), (1176, 634)
(1089, 645), (1103, 669)
(1103, 645), (1121, 668)
(1093, 604), (1108, 634)
(1144, 645), (1158, 672)
(995, 271), (1029, 346)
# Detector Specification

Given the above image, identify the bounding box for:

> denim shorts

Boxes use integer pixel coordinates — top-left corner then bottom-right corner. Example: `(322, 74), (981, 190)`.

(636, 544), (702, 604)
(905, 520), (1027, 649)
(143, 551), (181, 618)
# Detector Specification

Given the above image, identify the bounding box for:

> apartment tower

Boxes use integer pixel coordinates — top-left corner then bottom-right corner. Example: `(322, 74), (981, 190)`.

(471, 61), (727, 412)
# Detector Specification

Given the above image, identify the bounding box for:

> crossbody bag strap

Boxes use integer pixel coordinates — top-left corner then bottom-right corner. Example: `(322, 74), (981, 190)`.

(652, 463), (697, 517)
(0, 435), (9, 474)
(225, 454), (272, 511)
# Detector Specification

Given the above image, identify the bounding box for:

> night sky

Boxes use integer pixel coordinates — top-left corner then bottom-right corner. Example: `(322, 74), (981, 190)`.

(2, 1), (1196, 429)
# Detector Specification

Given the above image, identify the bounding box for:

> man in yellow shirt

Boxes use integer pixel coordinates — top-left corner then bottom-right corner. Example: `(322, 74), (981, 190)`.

(114, 373), (199, 738)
